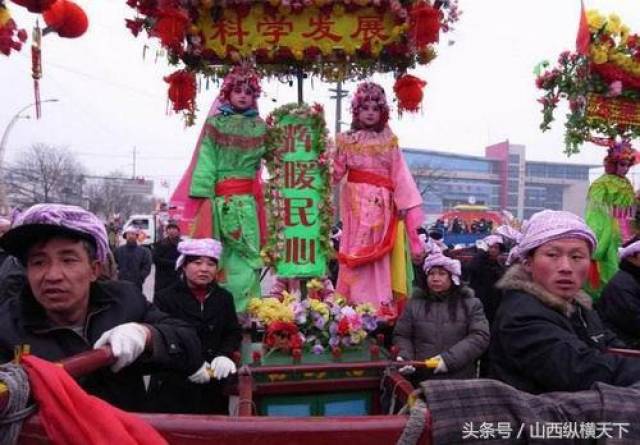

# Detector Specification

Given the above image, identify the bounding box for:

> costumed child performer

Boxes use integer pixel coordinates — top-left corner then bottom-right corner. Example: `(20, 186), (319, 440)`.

(188, 65), (268, 312)
(332, 82), (425, 315)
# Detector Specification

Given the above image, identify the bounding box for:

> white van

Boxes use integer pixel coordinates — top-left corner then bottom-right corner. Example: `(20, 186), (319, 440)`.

(122, 214), (157, 247)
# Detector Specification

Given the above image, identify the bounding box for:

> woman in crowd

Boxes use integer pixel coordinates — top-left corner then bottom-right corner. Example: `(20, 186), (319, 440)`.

(332, 82), (424, 313)
(147, 238), (242, 414)
(393, 247), (489, 382)
(491, 210), (640, 393)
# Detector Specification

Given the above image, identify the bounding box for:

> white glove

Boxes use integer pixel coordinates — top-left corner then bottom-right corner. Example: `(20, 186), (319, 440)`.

(188, 362), (211, 384)
(210, 356), (236, 380)
(397, 356), (415, 375)
(431, 355), (448, 374)
(94, 322), (150, 372)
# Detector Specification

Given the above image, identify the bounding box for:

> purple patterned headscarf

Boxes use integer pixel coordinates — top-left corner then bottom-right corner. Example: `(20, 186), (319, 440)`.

(506, 210), (596, 266)
(422, 246), (462, 285)
(483, 235), (504, 247)
(495, 224), (521, 243)
(2, 204), (109, 262)
(176, 238), (223, 270)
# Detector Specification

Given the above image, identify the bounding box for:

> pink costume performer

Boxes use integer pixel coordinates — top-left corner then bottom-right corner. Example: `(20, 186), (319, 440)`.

(333, 82), (424, 309)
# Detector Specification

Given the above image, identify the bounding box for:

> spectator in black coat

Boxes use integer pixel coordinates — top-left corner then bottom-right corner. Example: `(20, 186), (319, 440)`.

(114, 227), (152, 291)
(490, 210), (640, 393)
(595, 237), (640, 349)
(152, 222), (181, 292)
(147, 238), (242, 414)
(0, 204), (202, 411)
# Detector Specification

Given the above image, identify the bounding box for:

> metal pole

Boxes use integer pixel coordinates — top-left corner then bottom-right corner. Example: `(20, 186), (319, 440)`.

(328, 82), (349, 223)
(132, 146), (137, 178)
(0, 98), (59, 213)
(296, 69), (304, 105)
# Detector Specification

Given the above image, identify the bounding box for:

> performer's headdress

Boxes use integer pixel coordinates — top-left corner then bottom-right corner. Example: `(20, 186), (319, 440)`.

(213, 64), (262, 115)
(350, 82), (390, 131)
(602, 139), (637, 175)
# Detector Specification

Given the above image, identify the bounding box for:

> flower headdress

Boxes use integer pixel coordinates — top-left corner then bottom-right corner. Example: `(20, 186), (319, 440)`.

(350, 82), (390, 131)
(602, 139), (637, 175)
(213, 63), (262, 115)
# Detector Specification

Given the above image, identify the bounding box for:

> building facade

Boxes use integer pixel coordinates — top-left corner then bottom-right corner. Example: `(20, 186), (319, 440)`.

(404, 140), (595, 220)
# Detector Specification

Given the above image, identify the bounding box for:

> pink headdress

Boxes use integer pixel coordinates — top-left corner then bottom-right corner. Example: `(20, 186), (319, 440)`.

(601, 138), (636, 175)
(176, 238), (223, 270)
(350, 82), (390, 131)
(422, 246), (461, 285)
(212, 64), (262, 116)
(506, 210), (596, 266)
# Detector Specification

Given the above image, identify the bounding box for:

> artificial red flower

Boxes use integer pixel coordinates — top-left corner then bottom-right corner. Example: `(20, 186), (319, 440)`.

(150, 6), (189, 49)
(337, 317), (350, 336)
(125, 18), (144, 37)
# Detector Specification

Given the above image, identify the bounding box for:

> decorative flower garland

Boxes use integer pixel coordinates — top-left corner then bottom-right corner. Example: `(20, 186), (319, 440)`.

(536, 10), (640, 155)
(246, 294), (379, 355)
(262, 102), (334, 271)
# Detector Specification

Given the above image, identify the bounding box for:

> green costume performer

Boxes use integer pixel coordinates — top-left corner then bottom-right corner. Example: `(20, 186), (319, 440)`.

(584, 141), (638, 300)
(189, 66), (267, 312)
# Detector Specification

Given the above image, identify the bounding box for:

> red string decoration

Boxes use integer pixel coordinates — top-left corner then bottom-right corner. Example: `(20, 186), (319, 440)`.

(393, 74), (427, 114)
(10, 0), (56, 13)
(43, 0), (88, 38)
(409, 1), (440, 47)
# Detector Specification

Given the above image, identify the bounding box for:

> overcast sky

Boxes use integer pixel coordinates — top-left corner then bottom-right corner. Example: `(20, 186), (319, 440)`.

(3, 0), (640, 199)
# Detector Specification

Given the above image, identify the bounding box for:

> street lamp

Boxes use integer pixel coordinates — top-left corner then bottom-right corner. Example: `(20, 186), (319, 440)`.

(0, 98), (60, 213)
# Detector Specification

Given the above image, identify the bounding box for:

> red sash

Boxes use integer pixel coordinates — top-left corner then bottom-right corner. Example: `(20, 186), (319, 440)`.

(215, 178), (254, 196)
(347, 168), (394, 191)
(339, 169), (398, 268)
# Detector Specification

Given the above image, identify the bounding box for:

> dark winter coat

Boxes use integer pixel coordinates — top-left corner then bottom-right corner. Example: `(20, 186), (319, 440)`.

(0, 255), (25, 304)
(147, 279), (242, 414)
(596, 259), (640, 348)
(490, 264), (640, 394)
(152, 238), (180, 292)
(393, 285), (489, 379)
(114, 244), (152, 290)
(465, 250), (506, 324)
(0, 280), (202, 411)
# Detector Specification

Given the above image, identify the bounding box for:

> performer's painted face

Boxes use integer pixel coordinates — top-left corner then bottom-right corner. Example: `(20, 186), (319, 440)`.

(616, 159), (633, 177)
(229, 83), (254, 111)
(357, 100), (382, 129)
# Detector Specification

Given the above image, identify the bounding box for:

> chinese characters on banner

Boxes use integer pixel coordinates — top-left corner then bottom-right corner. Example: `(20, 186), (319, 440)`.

(271, 113), (329, 278)
(197, 6), (397, 59)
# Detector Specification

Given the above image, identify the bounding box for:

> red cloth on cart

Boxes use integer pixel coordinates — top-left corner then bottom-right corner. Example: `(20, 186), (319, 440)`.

(21, 355), (167, 445)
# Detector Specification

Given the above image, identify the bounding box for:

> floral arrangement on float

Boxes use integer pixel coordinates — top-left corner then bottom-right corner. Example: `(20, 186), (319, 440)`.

(124, 0), (461, 120)
(536, 8), (640, 155)
(0, 1), (28, 56)
(245, 291), (380, 359)
(261, 102), (334, 279)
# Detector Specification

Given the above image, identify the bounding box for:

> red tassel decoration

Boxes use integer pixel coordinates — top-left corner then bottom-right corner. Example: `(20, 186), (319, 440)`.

(43, 0), (88, 38)
(393, 74), (427, 114)
(409, 1), (440, 47)
(164, 69), (197, 113)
